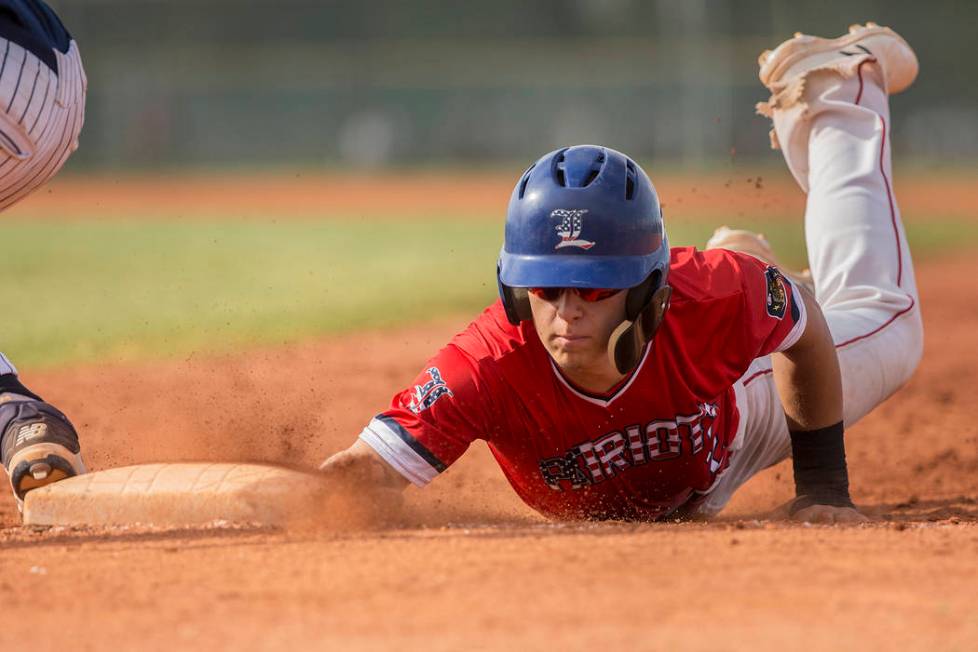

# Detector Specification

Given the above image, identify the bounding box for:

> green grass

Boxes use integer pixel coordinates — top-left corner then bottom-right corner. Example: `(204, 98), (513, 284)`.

(2, 216), (977, 369)
(2, 219), (503, 368)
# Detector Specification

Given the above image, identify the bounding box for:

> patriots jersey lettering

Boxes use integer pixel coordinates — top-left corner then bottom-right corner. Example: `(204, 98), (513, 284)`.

(539, 403), (720, 491)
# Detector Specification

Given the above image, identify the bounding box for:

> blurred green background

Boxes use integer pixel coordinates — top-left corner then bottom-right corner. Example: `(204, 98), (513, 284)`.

(2, 1), (977, 369)
(51, 0), (978, 170)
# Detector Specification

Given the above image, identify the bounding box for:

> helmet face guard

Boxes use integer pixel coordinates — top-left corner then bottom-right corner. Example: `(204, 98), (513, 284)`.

(497, 145), (671, 373)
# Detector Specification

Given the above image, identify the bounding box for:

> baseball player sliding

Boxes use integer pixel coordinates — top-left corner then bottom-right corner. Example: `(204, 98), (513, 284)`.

(321, 23), (922, 523)
(0, 0), (87, 509)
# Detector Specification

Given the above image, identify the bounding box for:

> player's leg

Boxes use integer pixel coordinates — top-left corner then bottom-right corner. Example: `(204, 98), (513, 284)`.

(695, 25), (922, 517)
(0, 2), (88, 508)
(0, 13), (86, 211)
(759, 24), (922, 424)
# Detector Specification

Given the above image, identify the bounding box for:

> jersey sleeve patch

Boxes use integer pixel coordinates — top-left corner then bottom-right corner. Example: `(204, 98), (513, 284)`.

(407, 367), (453, 414)
(771, 277), (808, 353)
(358, 414), (447, 487)
(764, 266), (788, 319)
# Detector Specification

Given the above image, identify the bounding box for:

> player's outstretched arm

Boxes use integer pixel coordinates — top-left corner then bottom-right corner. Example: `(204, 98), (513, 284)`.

(772, 286), (868, 524)
(318, 440), (410, 518)
(320, 440), (410, 490)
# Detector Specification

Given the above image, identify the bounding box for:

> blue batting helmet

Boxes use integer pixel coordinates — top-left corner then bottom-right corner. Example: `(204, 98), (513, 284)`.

(497, 145), (670, 325)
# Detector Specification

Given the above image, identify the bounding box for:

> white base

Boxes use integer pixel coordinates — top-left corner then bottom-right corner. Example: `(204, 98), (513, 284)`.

(22, 463), (329, 527)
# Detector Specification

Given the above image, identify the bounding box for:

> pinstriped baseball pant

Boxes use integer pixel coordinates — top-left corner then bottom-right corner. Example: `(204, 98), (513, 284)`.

(0, 37), (85, 212)
(0, 39), (86, 374)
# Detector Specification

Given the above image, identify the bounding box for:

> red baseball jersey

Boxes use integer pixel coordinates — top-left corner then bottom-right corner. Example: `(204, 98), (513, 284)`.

(360, 247), (807, 520)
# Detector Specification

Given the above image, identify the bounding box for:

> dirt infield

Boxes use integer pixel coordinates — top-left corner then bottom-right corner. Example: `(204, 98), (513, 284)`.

(12, 167), (978, 221)
(0, 255), (976, 650)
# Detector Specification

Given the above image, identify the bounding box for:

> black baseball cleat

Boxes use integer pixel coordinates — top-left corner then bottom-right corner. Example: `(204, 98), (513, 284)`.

(1, 394), (86, 511)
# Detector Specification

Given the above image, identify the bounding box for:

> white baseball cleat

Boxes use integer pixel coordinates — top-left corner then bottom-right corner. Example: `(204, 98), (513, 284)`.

(705, 226), (814, 294)
(757, 22), (918, 94)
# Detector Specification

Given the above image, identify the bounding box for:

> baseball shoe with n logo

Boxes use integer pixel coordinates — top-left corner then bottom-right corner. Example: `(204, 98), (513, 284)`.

(757, 22), (918, 94)
(1, 393), (86, 510)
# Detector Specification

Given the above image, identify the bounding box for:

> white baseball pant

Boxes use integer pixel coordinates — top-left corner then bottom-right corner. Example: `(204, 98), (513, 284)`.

(700, 59), (923, 515)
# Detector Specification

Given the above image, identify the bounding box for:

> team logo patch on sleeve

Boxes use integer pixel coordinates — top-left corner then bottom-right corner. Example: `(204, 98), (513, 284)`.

(407, 367), (454, 414)
(765, 266), (788, 319)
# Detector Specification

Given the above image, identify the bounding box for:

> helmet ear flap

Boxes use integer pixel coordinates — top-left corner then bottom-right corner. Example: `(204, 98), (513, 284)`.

(624, 270), (661, 321)
(497, 263), (532, 325)
(501, 286), (531, 325)
(609, 272), (671, 374)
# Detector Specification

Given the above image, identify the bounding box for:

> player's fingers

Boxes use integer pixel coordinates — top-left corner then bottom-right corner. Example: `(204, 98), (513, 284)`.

(793, 505), (833, 523)
(834, 507), (871, 524)
(792, 504), (869, 524)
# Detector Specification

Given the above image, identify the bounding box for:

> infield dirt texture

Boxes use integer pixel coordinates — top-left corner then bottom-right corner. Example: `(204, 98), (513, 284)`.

(1, 171), (976, 650)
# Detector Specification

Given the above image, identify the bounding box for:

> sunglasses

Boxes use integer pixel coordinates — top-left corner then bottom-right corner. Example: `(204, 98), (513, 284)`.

(528, 287), (622, 302)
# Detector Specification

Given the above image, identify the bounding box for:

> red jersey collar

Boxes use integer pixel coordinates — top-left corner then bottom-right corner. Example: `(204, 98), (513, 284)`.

(548, 343), (652, 408)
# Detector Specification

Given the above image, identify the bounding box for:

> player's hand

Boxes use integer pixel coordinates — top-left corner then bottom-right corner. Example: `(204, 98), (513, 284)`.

(769, 497), (871, 523)
(789, 503), (869, 524)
